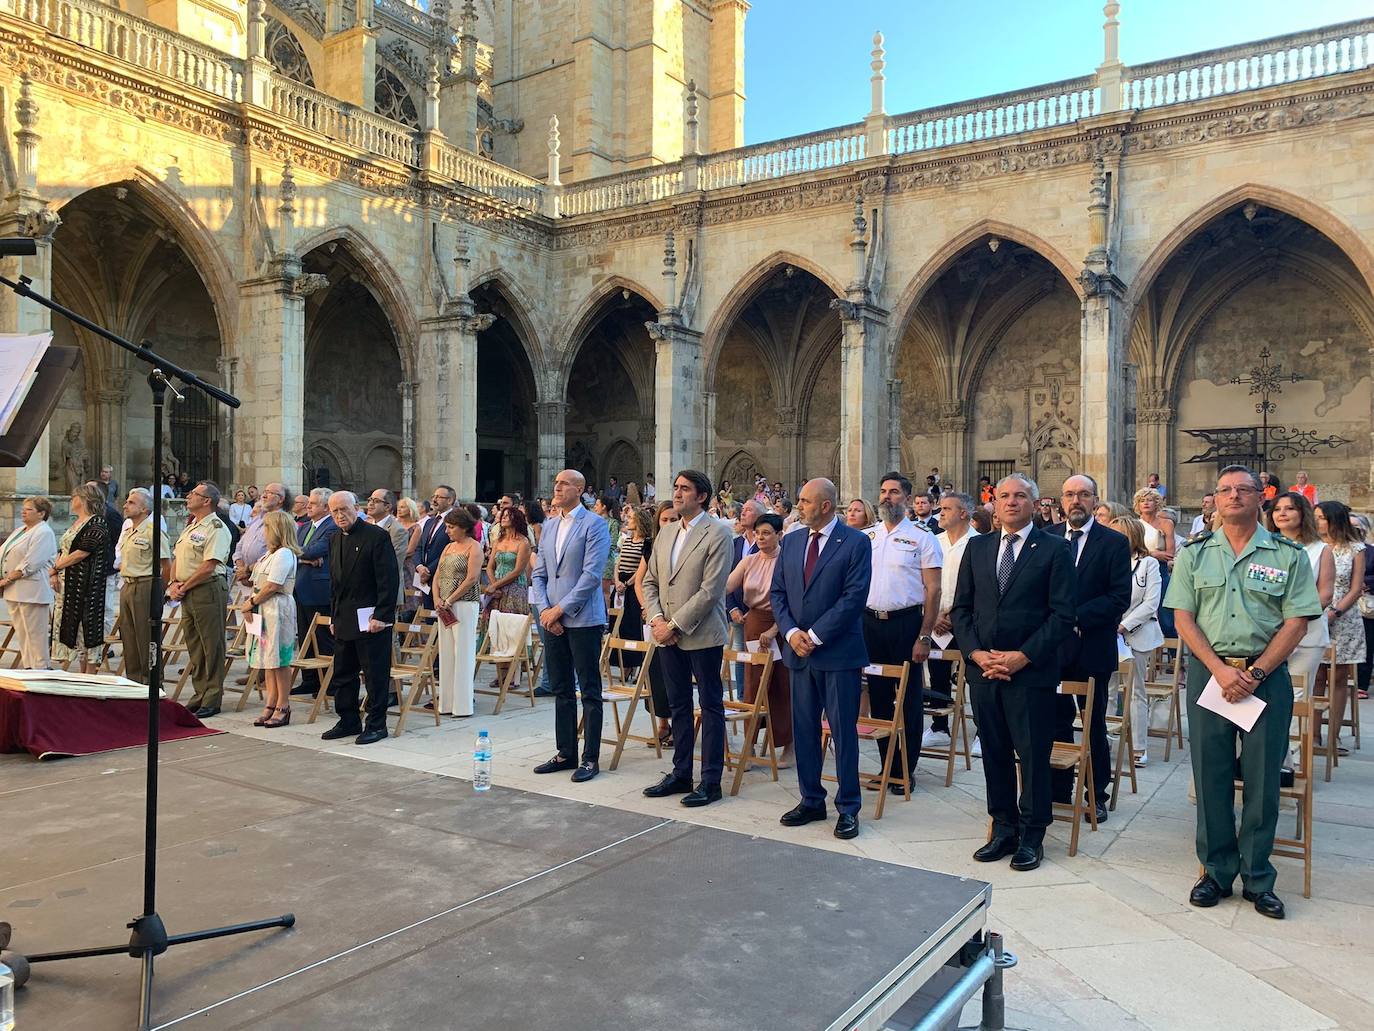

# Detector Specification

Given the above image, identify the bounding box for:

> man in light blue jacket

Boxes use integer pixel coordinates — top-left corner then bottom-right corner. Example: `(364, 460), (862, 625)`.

(530, 468), (612, 783)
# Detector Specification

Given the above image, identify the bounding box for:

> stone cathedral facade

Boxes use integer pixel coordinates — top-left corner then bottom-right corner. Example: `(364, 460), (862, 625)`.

(0, 0), (1370, 512)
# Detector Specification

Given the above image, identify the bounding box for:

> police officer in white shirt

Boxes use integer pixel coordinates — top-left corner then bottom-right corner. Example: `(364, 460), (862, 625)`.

(862, 472), (943, 791)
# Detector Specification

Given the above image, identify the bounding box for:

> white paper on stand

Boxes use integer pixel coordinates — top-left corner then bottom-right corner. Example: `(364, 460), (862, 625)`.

(1198, 675), (1266, 732)
(932, 630), (954, 650)
(357, 606), (375, 632)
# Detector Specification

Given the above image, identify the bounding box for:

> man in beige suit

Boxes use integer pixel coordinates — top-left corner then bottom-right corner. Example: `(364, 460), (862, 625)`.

(641, 469), (734, 807)
(365, 488), (409, 605)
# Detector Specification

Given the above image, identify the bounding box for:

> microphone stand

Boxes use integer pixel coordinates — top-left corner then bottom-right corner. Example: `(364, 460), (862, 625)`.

(0, 271), (295, 1029)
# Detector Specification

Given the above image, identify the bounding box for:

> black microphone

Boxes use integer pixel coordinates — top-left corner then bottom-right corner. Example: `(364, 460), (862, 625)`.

(0, 238), (38, 256)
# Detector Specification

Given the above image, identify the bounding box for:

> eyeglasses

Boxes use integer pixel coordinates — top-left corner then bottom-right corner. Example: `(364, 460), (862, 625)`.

(261, 489), (284, 498)
(1216, 485), (1259, 497)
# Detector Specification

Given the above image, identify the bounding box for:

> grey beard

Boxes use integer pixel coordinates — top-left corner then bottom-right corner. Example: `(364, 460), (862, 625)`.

(1066, 508), (1091, 527)
(878, 502), (903, 524)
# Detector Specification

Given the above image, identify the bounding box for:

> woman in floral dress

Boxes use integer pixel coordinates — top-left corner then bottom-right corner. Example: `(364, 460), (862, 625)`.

(50, 482), (109, 673)
(1316, 501), (1366, 755)
(242, 511), (300, 727)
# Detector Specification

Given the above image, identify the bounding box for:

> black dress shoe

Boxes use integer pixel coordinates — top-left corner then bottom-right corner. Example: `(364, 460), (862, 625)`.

(192, 706), (220, 719)
(643, 773), (694, 797)
(1242, 888), (1285, 919)
(321, 722), (361, 741)
(681, 783), (722, 807)
(1094, 803), (1109, 825)
(780, 802), (828, 827)
(834, 814), (859, 839)
(355, 728), (388, 745)
(973, 835), (1020, 863)
(571, 761), (599, 783)
(1189, 874), (1233, 908)
(290, 684), (316, 696)
(1010, 844), (1044, 871)
(533, 755), (577, 775)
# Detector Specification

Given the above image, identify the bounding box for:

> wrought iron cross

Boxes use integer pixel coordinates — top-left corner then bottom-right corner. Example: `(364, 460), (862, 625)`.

(1230, 347), (1300, 473)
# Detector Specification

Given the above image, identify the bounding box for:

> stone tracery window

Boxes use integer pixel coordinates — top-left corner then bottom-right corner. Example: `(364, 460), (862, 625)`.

(266, 18), (315, 86)
(374, 66), (420, 128)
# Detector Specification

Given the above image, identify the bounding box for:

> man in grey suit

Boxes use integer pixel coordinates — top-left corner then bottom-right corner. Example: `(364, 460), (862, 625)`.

(642, 469), (734, 807)
(365, 488), (409, 605)
(530, 468), (612, 783)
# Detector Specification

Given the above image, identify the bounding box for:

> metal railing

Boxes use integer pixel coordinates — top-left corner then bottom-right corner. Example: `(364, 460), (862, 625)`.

(14, 0), (244, 101)
(889, 75), (1098, 153)
(434, 140), (545, 211)
(560, 164), (684, 216)
(1122, 18), (1374, 110)
(269, 74), (418, 165)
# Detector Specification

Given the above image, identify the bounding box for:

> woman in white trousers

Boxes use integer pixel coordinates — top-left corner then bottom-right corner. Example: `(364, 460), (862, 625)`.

(1109, 515), (1164, 767)
(435, 508), (482, 718)
(0, 496), (59, 668)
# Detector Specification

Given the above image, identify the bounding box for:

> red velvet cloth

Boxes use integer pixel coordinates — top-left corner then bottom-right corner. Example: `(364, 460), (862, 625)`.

(0, 687), (221, 759)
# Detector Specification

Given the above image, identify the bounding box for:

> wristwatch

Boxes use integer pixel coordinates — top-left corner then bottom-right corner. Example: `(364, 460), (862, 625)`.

(1246, 665), (1268, 682)
(919, 634), (935, 647)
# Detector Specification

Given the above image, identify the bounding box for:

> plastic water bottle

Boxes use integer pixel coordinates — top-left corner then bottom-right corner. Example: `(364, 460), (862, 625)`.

(473, 729), (492, 791)
(0, 958), (14, 1031)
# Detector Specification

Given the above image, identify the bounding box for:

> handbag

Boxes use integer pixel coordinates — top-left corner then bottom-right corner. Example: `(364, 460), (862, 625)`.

(1359, 594), (1374, 619)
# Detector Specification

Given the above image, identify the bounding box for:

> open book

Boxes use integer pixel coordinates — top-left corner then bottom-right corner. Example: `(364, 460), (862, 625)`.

(0, 332), (52, 435)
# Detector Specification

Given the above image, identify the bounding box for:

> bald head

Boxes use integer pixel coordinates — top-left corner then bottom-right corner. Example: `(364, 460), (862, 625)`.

(552, 468), (586, 513)
(797, 478), (838, 530)
(1060, 473), (1098, 528)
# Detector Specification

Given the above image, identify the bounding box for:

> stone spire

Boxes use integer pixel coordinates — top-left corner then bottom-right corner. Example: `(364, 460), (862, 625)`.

(247, 0), (266, 60)
(14, 73), (39, 196)
(547, 115), (561, 186)
(848, 196), (868, 293)
(277, 156), (297, 257)
(662, 230), (678, 311)
(869, 31), (886, 117)
(1097, 2), (1124, 112)
(684, 80), (700, 157)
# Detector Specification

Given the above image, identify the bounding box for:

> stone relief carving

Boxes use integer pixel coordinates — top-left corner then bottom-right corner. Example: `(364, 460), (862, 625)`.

(60, 421), (89, 493)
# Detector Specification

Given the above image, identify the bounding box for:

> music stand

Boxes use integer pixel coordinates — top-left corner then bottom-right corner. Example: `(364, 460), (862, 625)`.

(0, 270), (295, 1029)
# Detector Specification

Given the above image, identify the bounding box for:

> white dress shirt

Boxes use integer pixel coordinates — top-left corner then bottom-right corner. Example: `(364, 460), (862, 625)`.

(671, 510), (706, 570)
(998, 522), (1033, 562)
(865, 517), (942, 611)
(1065, 517), (1095, 565)
(789, 516), (840, 649)
(936, 527), (980, 615)
(551, 506), (579, 564)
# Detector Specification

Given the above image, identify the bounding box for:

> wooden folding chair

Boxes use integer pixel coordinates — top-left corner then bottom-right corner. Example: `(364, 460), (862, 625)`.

(603, 637), (661, 769)
(0, 621), (21, 668)
(1143, 638), (1186, 760)
(1108, 657), (1138, 810)
(290, 614), (336, 723)
(99, 627), (124, 675)
(1047, 679), (1097, 856)
(161, 605), (194, 701)
(821, 662), (912, 820)
(598, 606), (625, 682)
(221, 618), (265, 712)
(920, 649), (974, 787)
(720, 647), (779, 796)
(1272, 678), (1316, 898)
(1317, 644), (1360, 775)
(389, 617), (441, 735)
(474, 611), (535, 714)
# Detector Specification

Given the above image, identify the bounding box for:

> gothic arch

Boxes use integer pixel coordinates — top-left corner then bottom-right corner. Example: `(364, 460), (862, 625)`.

(718, 448), (762, 489)
(887, 218), (1084, 368)
(1126, 184), (1374, 317)
(52, 167), (239, 346)
(469, 268), (549, 384)
(599, 438), (642, 487)
(957, 274), (1062, 399)
(702, 251), (847, 386)
(304, 436), (354, 491)
(296, 225), (419, 379)
(554, 276), (663, 397)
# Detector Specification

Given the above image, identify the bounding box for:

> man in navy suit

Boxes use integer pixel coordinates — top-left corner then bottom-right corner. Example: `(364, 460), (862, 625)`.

(292, 487), (338, 696)
(771, 478), (872, 840)
(1046, 474), (1132, 824)
(952, 473), (1076, 871)
(529, 469), (612, 783)
(413, 484), (456, 606)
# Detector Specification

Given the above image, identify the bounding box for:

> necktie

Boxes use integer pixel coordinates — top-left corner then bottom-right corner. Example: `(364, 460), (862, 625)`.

(1069, 528), (1083, 564)
(997, 534), (1017, 594)
(804, 530), (821, 585)
(303, 521), (318, 548)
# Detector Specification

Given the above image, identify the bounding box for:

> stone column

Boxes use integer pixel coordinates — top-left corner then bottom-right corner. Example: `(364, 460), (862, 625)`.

(236, 261), (309, 489)
(646, 317), (705, 487)
(832, 298), (888, 501)
(939, 403), (970, 490)
(536, 400), (568, 492)
(886, 378), (903, 472)
(415, 309), (489, 499)
(777, 406), (802, 494)
(399, 380), (417, 499)
(1136, 396), (1175, 496)
(1079, 156), (1129, 502)
(88, 368), (131, 482)
(702, 390), (717, 482)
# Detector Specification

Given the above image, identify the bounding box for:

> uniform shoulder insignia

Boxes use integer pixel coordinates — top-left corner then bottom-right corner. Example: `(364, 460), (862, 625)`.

(1274, 534), (1303, 549)
(1182, 531), (1212, 547)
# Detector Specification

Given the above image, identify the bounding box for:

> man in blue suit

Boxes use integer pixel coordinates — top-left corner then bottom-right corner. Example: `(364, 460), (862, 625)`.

(530, 468), (612, 783)
(293, 487), (339, 695)
(413, 485), (456, 604)
(771, 478), (872, 840)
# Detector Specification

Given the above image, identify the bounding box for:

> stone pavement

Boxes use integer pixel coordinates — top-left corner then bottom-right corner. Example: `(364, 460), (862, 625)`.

(211, 670), (1373, 1031)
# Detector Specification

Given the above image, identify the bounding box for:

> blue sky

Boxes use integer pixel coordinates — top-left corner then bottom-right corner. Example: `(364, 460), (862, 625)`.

(743, 0), (1373, 143)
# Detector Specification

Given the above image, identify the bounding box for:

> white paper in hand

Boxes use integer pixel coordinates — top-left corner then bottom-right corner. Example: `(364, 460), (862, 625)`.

(1198, 675), (1266, 732)
(357, 606), (375, 632)
(744, 639), (761, 653)
(1117, 634), (1133, 663)
(932, 630), (954, 650)
(243, 613), (263, 638)
(413, 571), (430, 594)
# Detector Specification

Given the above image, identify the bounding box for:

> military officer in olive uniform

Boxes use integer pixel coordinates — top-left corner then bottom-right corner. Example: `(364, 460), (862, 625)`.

(168, 481), (232, 717)
(116, 488), (171, 684)
(1165, 464), (1321, 920)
